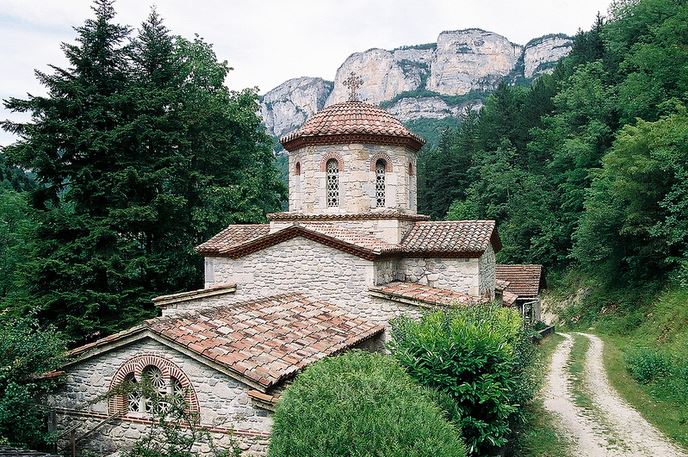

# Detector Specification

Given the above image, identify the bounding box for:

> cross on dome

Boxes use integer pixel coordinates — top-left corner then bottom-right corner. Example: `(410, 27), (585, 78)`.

(342, 72), (364, 101)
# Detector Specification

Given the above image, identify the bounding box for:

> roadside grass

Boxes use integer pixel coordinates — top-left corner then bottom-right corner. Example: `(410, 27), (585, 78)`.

(510, 333), (573, 457)
(601, 334), (688, 450)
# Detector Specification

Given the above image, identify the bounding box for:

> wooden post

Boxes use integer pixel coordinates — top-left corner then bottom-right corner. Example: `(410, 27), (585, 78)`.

(70, 429), (76, 457)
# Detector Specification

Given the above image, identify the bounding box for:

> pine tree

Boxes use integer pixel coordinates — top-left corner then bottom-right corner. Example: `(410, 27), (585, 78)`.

(1, 2), (284, 342)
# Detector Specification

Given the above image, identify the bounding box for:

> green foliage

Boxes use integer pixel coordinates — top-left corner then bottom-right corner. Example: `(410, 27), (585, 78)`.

(0, 316), (66, 448)
(0, 188), (36, 301)
(418, 0), (688, 288)
(625, 347), (674, 384)
(388, 306), (537, 456)
(268, 351), (466, 457)
(1, 1), (285, 342)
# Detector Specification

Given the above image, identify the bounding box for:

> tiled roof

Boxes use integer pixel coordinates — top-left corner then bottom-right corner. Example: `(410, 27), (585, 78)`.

(502, 291), (519, 306)
(196, 224), (270, 255)
(495, 264), (544, 298)
(369, 281), (489, 308)
(280, 101), (425, 152)
(198, 220), (501, 260)
(70, 294), (383, 390)
(495, 279), (511, 292)
(401, 220), (501, 256)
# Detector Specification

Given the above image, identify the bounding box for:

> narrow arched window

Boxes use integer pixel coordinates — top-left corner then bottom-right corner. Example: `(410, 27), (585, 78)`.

(142, 365), (166, 414)
(326, 159), (339, 207)
(375, 159), (386, 207)
(124, 373), (141, 413)
(408, 162), (414, 176)
(295, 161), (301, 175)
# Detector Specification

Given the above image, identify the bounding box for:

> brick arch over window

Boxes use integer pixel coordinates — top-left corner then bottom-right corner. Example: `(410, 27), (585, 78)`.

(369, 152), (393, 172)
(108, 353), (199, 416)
(319, 152), (344, 172)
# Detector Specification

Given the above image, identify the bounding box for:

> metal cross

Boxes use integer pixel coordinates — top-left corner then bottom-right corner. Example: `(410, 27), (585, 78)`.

(342, 72), (363, 101)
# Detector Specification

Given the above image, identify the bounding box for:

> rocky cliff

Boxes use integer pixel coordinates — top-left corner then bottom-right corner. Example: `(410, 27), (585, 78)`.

(261, 29), (572, 139)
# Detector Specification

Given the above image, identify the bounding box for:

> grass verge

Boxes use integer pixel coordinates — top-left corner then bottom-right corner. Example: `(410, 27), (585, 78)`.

(510, 333), (573, 457)
(601, 334), (688, 450)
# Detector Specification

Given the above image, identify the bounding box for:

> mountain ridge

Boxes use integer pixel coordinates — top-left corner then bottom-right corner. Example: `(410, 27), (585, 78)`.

(260, 28), (572, 141)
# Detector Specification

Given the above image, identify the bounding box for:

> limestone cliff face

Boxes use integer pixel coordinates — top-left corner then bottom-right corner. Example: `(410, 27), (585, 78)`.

(260, 77), (333, 139)
(523, 35), (573, 78)
(427, 29), (522, 96)
(260, 30), (572, 137)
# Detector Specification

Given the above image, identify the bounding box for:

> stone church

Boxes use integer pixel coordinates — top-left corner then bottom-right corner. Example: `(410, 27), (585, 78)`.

(53, 78), (539, 455)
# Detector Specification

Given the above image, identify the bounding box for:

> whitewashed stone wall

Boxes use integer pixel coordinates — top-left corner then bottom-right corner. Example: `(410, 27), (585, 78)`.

(478, 245), (496, 299)
(288, 143), (417, 215)
(401, 257), (480, 296)
(54, 338), (271, 455)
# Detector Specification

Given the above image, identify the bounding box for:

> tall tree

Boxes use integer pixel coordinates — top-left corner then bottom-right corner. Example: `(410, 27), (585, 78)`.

(1, 2), (284, 342)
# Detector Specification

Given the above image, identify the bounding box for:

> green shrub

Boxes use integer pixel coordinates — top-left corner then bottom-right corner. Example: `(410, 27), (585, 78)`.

(0, 316), (66, 448)
(625, 347), (674, 384)
(388, 305), (537, 456)
(268, 351), (466, 457)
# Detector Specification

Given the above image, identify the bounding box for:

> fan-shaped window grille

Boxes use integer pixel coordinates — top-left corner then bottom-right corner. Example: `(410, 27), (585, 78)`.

(375, 159), (386, 207)
(326, 159), (339, 207)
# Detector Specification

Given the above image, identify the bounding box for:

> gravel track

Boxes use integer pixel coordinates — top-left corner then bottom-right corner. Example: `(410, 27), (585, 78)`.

(541, 332), (687, 457)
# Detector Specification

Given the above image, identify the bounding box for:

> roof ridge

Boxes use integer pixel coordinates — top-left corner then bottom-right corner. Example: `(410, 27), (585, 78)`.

(149, 292), (307, 324)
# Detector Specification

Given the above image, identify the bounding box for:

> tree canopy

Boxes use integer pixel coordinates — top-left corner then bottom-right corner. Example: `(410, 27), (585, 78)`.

(0, 0), (285, 342)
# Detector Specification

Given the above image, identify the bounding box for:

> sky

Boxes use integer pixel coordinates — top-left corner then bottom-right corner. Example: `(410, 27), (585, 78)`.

(0, 0), (613, 146)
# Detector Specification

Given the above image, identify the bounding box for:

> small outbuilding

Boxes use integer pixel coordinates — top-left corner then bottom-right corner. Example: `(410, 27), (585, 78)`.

(495, 264), (545, 324)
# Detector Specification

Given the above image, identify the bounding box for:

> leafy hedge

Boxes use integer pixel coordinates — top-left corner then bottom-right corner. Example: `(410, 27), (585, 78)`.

(268, 351), (466, 457)
(388, 305), (537, 456)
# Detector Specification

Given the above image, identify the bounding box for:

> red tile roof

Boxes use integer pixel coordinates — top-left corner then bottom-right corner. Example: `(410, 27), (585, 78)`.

(495, 264), (544, 298)
(69, 294), (384, 390)
(198, 220), (501, 260)
(280, 101), (425, 152)
(401, 220), (501, 255)
(196, 224), (270, 256)
(369, 281), (489, 308)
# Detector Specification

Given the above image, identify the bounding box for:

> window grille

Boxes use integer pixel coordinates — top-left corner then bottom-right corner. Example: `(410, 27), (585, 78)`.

(326, 159), (339, 207)
(375, 160), (386, 207)
(125, 374), (141, 413)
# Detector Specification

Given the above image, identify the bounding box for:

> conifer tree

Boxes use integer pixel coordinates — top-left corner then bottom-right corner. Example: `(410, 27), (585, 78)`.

(1, 1), (284, 342)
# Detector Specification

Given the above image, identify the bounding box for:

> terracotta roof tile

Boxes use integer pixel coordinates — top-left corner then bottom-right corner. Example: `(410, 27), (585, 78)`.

(369, 281), (490, 307)
(196, 224), (270, 255)
(495, 264), (544, 298)
(198, 220), (500, 260)
(70, 294), (383, 390)
(280, 101), (425, 152)
(401, 220), (501, 255)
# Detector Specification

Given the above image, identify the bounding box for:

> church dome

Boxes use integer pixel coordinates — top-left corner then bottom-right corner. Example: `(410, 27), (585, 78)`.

(280, 101), (425, 152)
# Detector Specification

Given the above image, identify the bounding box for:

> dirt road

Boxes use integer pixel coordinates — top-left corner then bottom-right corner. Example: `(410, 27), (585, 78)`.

(542, 332), (687, 457)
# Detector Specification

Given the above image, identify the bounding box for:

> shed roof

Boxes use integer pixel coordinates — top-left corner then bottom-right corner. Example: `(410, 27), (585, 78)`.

(495, 264), (544, 298)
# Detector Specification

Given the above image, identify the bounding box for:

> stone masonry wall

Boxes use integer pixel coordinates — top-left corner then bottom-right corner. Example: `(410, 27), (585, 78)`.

(400, 257), (480, 296)
(288, 143), (417, 215)
(54, 338), (271, 455)
(201, 238), (420, 326)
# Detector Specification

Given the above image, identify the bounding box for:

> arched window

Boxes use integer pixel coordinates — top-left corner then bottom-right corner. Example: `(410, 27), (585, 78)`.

(295, 161), (301, 176)
(408, 161), (414, 176)
(124, 373), (141, 413)
(110, 355), (198, 418)
(375, 159), (386, 208)
(326, 159), (339, 207)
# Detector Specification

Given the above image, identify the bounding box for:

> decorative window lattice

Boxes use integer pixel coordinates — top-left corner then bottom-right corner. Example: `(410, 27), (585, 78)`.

(142, 366), (166, 414)
(375, 160), (386, 207)
(326, 159), (339, 207)
(125, 374), (141, 413)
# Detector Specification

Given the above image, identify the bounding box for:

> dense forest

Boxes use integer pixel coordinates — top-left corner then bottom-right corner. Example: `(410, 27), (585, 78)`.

(419, 0), (688, 293)
(0, 1), (285, 343)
